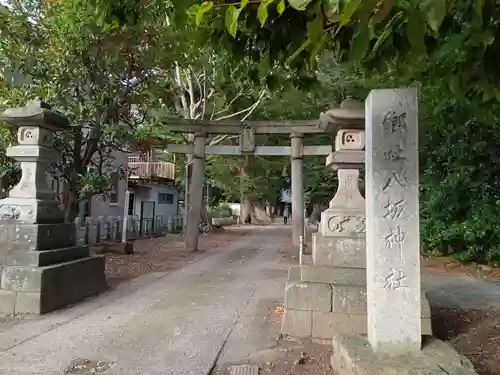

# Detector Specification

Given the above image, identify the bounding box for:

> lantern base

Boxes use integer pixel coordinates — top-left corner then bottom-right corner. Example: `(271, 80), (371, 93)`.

(0, 254), (106, 315)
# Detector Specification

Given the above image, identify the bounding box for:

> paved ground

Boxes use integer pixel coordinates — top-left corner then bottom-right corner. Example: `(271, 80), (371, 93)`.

(423, 271), (500, 311)
(1, 224), (500, 375)
(0, 225), (291, 375)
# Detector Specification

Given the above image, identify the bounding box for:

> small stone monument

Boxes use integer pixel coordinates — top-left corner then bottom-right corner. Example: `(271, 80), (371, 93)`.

(281, 98), (431, 341)
(0, 100), (106, 315)
(330, 89), (478, 375)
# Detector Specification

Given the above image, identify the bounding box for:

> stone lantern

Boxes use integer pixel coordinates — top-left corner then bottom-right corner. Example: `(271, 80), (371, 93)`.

(318, 98), (365, 236)
(0, 100), (106, 315)
(0, 100), (68, 223)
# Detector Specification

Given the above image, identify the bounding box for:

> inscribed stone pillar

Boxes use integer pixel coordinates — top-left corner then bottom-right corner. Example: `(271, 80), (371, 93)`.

(365, 88), (421, 354)
(290, 133), (304, 248)
(0, 100), (106, 315)
(185, 134), (206, 251)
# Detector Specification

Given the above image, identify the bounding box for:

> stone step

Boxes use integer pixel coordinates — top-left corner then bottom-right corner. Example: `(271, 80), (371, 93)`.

(5, 245), (90, 266)
(0, 255), (106, 314)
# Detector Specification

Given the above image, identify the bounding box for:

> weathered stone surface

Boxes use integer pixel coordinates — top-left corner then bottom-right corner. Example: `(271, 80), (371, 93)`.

(319, 210), (365, 238)
(281, 309), (312, 337)
(0, 222), (76, 252)
(1, 265), (42, 292)
(0, 256), (106, 314)
(332, 285), (367, 314)
(0, 101), (106, 316)
(314, 312), (431, 339)
(0, 198), (64, 224)
(325, 169), (365, 213)
(312, 312), (366, 339)
(287, 265), (301, 282)
(0, 289), (16, 314)
(312, 233), (365, 268)
(300, 265), (365, 285)
(366, 88), (422, 354)
(329, 284), (431, 318)
(4, 245), (89, 266)
(284, 281), (332, 312)
(326, 150), (364, 170)
(331, 334), (478, 375)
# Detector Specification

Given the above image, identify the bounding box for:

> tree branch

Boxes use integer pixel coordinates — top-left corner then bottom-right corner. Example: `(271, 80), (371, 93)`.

(209, 90), (267, 146)
(211, 91), (243, 119)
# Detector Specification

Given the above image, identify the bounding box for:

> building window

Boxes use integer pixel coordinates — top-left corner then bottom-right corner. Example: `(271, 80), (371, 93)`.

(109, 172), (119, 204)
(158, 192), (174, 204)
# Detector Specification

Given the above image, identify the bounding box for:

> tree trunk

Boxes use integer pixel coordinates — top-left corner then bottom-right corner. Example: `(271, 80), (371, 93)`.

(0, 175), (7, 199)
(63, 183), (80, 223)
(251, 204), (272, 225)
(239, 156), (253, 224)
(201, 200), (212, 228)
(183, 156), (191, 231)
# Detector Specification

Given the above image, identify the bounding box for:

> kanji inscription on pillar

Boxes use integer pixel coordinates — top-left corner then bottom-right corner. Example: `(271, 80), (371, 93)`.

(365, 88), (421, 354)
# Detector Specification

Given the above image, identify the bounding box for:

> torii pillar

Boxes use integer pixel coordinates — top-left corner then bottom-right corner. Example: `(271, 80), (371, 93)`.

(291, 133), (304, 247)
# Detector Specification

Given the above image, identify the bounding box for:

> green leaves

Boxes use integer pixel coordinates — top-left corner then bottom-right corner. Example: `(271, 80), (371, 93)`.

(407, 7), (427, 57)
(288, 0), (312, 11)
(306, 13), (324, 42)
(426, 0), (447, 32)
(349, 22), (370, 61)
(258, 0), (274, 26)
(277, 0), (286, 15)
(323, 0), (340, 21)
(195, 1), (213, 26)
(225, 5), (241, 37)
(340, 0), (362, 26)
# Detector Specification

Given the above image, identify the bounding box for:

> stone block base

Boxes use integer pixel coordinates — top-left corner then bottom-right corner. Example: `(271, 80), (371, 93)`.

(312, 233), (365, 268)
(282, 308), (432, 340)
(282, 270), (432, 340)
(331, 334), (478, 375)
(287, 265), (365, 285)
(0, 256), (106, 314)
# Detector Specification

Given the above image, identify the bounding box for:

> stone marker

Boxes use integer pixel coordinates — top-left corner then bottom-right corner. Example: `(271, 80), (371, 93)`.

(0, 101), (106, 315)
(330, 89), (478, 375)
(365, 88), (421, 354)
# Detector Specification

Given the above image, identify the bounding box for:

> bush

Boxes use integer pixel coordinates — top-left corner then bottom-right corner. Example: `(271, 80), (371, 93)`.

(209, 203), (233, 219)
(420, 101), (500, 266)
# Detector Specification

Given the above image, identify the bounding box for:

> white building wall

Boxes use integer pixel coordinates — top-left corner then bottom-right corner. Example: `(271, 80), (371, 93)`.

(129, 184), (179, 219)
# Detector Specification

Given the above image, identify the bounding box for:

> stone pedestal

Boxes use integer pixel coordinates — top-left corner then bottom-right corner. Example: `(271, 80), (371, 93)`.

(0, 101), (106, 315)
(281, 98), (431, 340)
(331, 334), (478, 375)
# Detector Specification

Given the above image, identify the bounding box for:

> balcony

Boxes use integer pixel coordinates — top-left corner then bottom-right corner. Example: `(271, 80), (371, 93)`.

(128, 156), (175, 181)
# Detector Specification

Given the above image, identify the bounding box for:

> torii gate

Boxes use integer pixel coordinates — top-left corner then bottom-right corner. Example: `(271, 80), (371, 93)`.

(165, 119), (331, 251)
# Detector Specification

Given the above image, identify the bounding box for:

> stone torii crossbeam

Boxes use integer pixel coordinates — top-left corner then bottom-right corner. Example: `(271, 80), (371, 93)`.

(164, 119), (333, 250)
